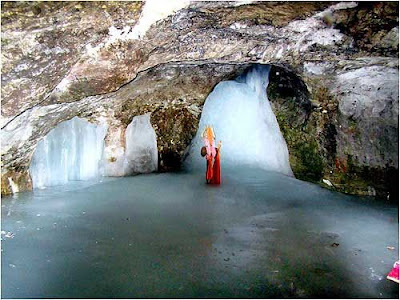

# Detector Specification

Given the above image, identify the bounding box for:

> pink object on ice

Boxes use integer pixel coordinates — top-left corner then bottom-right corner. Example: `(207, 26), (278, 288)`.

(387, 261), (399, 283)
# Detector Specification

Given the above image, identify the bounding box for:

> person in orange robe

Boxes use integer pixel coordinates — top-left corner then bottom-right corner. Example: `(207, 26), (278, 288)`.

(201, 126), (221, 185)
(211, 141), (222, 184)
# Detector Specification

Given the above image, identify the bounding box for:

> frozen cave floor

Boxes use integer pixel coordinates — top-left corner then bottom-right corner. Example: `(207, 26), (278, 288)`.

(1, 167), (399, 298)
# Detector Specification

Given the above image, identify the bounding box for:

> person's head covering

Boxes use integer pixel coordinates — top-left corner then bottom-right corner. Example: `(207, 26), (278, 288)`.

(202, 125), (215, 143)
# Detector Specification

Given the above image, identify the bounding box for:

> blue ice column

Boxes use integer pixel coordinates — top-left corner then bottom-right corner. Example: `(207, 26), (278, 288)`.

(186, 65), (293, 176)
(30, 117), (107, 188)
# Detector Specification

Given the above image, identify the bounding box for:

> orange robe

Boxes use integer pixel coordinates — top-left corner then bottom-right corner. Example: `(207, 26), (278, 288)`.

(211, 149), (221, 185)
(203, 126), (220, 185)
(206, 156), (213, 182)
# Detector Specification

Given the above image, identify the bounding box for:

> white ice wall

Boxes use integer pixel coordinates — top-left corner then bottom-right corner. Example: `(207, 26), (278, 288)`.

(186, 65), (293, 176)
(30, 117), (107, 188)
(122, 113), (158, 175)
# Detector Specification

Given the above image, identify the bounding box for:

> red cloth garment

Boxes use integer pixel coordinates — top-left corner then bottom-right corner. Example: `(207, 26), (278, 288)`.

(206, 156), (213, 182)
(202, 126), (221, 184)
(211, 149), (221, 185)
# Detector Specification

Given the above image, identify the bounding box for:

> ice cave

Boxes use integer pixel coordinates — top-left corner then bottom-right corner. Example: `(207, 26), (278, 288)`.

(30, 65), (290, 189)
(1, 1), (399, 299)
(186, 65), (293, 177)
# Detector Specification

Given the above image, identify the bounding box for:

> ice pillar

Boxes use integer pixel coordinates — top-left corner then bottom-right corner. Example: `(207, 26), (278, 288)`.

(186, 65), (293, 176)
(30, 117), (107, 188)
(122, 113), (158, 174)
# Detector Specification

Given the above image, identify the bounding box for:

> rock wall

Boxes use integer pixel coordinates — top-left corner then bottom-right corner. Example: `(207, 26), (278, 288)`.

(268, 58), (399, 199)
(1, 1), (398, 199)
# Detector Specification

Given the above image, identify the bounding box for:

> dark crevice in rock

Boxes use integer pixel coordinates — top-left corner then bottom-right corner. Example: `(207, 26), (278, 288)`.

(267, 65), (325, 181)
(322, 123), (338, 166)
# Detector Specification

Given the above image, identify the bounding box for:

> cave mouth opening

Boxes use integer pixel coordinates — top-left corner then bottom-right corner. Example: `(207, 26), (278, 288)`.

(184, 63), (316, 179)
(28, 63), (317, 190)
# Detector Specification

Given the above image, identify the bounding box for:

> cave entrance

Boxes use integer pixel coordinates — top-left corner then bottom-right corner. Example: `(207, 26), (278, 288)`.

(184, 63), (315, 179)
(28, 63), (317, 189)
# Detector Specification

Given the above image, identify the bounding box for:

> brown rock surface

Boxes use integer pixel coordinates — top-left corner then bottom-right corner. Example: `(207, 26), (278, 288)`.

(1, 1), (398, 198)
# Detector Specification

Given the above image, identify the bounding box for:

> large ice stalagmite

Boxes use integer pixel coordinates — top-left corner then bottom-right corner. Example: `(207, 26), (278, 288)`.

(30, 117), (107, 188)
(123, 113), (158, 174)
(186, 65), (293, 176)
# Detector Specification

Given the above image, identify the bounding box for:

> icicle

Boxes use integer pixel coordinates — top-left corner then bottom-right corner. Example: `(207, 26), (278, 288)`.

(30, 117), (107, 188)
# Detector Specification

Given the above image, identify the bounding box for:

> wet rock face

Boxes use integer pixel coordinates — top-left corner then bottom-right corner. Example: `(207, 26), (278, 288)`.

(1, 1), (398, 198)
(331, 61), (399, 199)
(270, 58), (399, 199)
(267, 66), (323, 181)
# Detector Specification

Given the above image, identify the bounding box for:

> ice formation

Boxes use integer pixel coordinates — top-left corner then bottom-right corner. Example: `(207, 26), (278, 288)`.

(186, 65), (293, 176)
(7, 178), (19, 193)
(30, 117), (107, 188)
(122, 113), (158, 174)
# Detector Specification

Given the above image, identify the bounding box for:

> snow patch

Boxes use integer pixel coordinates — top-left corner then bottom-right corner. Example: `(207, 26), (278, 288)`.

(233, 0), (255, 6)
(55, 77), (71, 93)
(308, 28), (343, 46)
(14, 63), (30, 72)
(330, 1), (358, 11)
(230, 22), (248, 30)
(81, 0), (189, 61)
(129, 0), (190, 39)
(275, 47), (284, 59)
